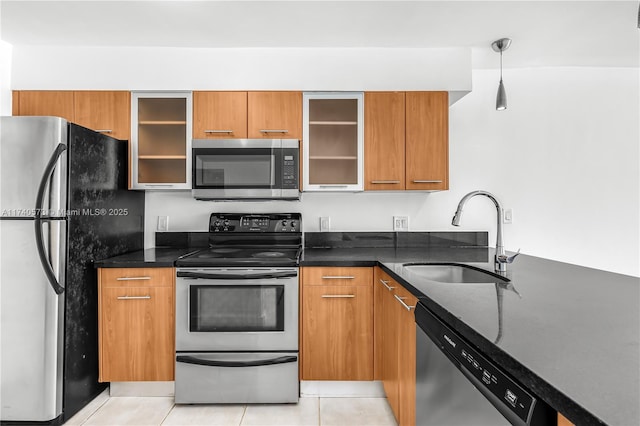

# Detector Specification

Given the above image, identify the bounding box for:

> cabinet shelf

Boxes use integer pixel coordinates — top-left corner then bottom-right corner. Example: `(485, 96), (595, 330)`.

(138, 155), (187, 160)
(139, 120), (187, 125)
(309, 121), (358, 126)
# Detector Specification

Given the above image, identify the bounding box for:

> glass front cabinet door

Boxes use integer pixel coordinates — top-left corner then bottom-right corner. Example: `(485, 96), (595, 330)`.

(303, 92), (364, 191)
(131, 91), (193, 189)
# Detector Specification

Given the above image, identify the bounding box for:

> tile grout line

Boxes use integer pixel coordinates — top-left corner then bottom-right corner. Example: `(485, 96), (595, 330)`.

(77, 391), (111, 425)
(317, 397), (321, 426)
(158, 401), (176, 425)
(238, 404), (248, 426)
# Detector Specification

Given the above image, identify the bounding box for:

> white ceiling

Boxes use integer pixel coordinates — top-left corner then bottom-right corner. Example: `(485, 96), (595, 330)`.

(1, 0), (638, 68)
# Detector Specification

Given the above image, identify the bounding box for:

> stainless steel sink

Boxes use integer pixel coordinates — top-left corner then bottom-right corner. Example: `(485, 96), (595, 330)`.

(402, 263), (509, 284)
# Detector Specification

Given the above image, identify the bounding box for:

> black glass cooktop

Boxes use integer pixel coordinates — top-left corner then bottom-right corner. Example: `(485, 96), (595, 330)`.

(176, 246), (300, 267)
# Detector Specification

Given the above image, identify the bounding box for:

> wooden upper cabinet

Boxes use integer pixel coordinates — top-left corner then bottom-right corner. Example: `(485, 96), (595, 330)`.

(13, 91), (75, 122)
(405, 91), (449, 191)
(74, 91), (131, 140)
(364, 92), (406, 191)
(193, 91), (248, 139)
(247, 91), (302, 139)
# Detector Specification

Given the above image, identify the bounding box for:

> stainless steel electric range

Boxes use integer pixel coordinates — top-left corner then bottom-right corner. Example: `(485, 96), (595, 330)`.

(174, 213), (301, 404)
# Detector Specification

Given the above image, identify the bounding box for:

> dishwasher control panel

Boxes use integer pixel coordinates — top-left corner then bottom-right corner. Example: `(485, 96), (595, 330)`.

(416, 303), (538, 425)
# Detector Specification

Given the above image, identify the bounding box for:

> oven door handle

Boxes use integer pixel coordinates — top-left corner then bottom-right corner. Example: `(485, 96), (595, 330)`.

(176, 355), (298, 368)
(176, 271), (298, 280)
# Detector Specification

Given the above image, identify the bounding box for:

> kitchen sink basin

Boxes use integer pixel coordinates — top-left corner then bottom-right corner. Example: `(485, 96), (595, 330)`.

(402, 263), (509, 284)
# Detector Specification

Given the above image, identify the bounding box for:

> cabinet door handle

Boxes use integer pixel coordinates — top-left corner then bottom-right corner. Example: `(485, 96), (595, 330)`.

(116, 276), (151, 281)
(259, 129), (289, 134)
(394, 294), (415, 311)
(204, 130), (233, 133)
(95, 129), (112, 133)
(319, 185), (348, 188)
(117, 295), (151, 300)
(371, 180), (400, 184)
(378, 279), (395, 291)
(322, 294), (355, 298)
(321, 276), (355, 280)
(412, 180), (443, 184)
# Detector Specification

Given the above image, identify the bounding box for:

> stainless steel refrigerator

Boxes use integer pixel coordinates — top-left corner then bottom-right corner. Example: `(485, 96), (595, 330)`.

(0, 116), (144, 424)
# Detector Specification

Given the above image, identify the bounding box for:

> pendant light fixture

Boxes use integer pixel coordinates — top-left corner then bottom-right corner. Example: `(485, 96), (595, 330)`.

(491, 38), (511, 111)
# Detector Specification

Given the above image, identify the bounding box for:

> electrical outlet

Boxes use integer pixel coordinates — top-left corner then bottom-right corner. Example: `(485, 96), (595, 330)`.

(319, 216), (331, 232)
(503, 208), (513, 224)
(157, 215), (169, 232)
(393, 215), (409, 232)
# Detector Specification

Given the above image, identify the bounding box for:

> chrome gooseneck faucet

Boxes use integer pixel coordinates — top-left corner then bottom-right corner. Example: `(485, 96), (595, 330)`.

(452, 190), (519, 272)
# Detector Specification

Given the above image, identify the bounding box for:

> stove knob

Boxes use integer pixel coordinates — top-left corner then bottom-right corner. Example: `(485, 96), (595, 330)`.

(224, 219), (230, 226)
(214, 220), (221, 227)
(281, 220), (287, 226)
(290, 221), (296, 229)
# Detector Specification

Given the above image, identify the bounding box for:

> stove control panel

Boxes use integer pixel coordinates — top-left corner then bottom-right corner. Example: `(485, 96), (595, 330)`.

(209, 213), (301, 233)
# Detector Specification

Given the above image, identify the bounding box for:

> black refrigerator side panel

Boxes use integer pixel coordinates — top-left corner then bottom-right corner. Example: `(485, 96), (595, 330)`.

(63, 124), (144, 421)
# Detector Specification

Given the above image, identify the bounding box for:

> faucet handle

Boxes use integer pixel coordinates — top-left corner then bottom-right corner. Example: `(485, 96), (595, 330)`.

(497, 248), (520, 264)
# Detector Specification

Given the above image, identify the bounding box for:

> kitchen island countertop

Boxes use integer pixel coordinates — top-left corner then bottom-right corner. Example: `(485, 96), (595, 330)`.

(96, 243), (639, 425)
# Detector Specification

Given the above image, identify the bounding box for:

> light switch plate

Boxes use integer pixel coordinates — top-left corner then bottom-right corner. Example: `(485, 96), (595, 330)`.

(157, 215), (169, 232)
(393, 216), (409, 232)
(503, 208), (513, 224)
(319, 216), (331, 232)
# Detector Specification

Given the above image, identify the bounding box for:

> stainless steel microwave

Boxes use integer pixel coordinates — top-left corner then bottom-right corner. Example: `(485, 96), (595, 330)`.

(192, 139), (300, 200)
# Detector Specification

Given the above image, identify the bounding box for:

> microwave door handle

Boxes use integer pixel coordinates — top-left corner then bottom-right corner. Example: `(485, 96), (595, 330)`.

(176, 355), (297, 368)
(34, 143), (67, 295)
(176, 271), (298, 280)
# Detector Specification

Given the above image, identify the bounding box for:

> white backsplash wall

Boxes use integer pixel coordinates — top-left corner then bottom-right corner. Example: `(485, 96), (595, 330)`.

(146, 67), (639, 277)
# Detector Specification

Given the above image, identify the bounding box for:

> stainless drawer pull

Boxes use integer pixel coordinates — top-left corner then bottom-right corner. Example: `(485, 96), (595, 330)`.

(379, 279), (395, 291)
(322, 276), (355, 279)
(412, 180), (443, 183)
(116, 276), (151, 281)
(394, 294), (415, 311)
(322, 295), (355, 298)
(95, 129), (112, 133)
(371, 180), (400, 184)
(259, 129), (289, 133)
(117, 295), (151, 300)
(204, 129), (233, 133)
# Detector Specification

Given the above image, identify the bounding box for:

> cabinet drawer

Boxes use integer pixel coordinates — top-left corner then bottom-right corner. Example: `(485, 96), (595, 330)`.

(302, 267), (372, 286)
(99, 267), (174, 288)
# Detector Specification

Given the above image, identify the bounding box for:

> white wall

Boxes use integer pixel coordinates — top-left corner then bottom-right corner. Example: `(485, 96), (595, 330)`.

(146, 67), (639, 277)
(8, 45), (639, 276)
(0, 41), (12, 115)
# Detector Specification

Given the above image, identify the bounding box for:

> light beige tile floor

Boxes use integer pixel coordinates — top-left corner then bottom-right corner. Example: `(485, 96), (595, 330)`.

(65, 395), (397, 426)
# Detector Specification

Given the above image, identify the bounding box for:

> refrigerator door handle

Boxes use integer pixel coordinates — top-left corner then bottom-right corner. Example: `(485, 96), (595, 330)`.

(34, 143), (67, 295)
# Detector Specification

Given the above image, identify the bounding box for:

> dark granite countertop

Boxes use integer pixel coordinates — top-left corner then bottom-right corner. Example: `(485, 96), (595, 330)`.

(93, 247), (198, 268)
(94, 231), (639, 425)
(380, 254), (639, 426)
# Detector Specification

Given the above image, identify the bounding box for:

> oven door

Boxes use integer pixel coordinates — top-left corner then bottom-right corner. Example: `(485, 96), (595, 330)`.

(191, 139), (299, 200)
(176, 267), (299, 351)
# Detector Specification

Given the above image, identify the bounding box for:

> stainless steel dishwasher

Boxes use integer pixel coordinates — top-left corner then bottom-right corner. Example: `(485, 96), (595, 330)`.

(415, 302), (555, 426)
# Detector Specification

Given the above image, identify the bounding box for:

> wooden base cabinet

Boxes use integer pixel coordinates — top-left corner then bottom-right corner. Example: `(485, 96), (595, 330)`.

(374, 267), (417, 426)
(98, 267), (175, 382)
(301, 267), (373, 381)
